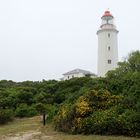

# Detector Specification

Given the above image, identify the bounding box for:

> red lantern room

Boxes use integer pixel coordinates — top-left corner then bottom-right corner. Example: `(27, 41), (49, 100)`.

(102, 11), (113, 18)
(101, 10), (114, 26)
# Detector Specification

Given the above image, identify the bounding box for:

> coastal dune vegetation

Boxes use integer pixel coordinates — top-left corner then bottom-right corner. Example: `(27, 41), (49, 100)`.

(0, 50), (140, 138)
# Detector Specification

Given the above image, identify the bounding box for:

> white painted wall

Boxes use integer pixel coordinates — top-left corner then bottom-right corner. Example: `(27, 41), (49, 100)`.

(63, 73), (85, 80)
(97, 24), (118, 77)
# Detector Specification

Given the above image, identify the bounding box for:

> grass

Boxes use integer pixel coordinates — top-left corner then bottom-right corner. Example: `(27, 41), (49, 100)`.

(0, 116), (139, 140)
(0, 116), (40, 136)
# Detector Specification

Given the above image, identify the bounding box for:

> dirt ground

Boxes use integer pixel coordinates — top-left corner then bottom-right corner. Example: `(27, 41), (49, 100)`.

(0, 130), (53, 140)
(0, 116), (53, 140)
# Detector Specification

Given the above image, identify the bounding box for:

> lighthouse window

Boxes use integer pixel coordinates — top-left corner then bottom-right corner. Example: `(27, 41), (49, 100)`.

(108, 59), (111, 64)
(108, 33), (110, 38)
(108, 46), (111, 51)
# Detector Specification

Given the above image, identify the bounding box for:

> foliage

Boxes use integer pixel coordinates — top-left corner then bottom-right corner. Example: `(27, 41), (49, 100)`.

(0, 109), (14, 124)
(45, 104), (58, 122)
(35, 103), (47, 114)
(54, 90), (125, 135)
(75, 96), (92, 117)
(15, 104), (37, 117)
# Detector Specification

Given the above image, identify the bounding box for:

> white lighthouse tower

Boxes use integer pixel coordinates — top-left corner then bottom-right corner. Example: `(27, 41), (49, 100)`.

(97, 10), (118, 77)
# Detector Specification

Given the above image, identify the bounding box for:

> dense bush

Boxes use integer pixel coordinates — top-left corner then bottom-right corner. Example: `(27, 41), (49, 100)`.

(45, 104), (58, 122)
(54, 89), (140, 137)
(80, 108), (139, 136)
(0, 109), (14, 124)
(55, 90), (121, 133)
(118, 110), (140, 136)
(15, 104), (37, 117)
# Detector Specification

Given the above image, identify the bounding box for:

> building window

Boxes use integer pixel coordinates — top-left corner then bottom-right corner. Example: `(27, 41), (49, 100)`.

(108, 59), (111, 64)
(108, 46), (111, 51)
(72, 75), (74, 78)
(108, 33), (110, 38)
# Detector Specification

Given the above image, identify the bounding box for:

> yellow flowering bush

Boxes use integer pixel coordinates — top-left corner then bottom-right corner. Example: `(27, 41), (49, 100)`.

(75, 96), (92, 117)
(54, 104), (71, 130)
(87, 90), (123, 110)
(54, 89), (140, 136)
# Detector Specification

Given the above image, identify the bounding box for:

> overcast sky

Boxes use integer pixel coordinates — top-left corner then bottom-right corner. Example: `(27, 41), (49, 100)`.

(0, 0), (140, 81)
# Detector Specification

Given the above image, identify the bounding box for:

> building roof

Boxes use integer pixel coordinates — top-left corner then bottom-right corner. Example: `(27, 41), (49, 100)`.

(102, 10), (113, 17)
(63, 68), (96, 76)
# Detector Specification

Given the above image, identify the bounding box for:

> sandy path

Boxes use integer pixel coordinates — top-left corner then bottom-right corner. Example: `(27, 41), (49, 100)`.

(0, 131), (53, 140)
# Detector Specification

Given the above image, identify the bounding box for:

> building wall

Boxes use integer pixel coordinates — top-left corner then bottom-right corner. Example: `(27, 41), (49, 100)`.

(63, 73), (85, 80)
(97, 28), (118, 77)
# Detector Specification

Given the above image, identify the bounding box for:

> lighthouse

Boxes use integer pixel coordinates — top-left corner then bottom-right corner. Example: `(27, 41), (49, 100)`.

(97, 10), (118, 77)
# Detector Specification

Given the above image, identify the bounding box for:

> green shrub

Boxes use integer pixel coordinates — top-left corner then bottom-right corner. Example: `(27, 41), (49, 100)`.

(118, 110), (140, 137)
(0, 109), (14, 124)
(81, 108), (122, 135)
(27, 106), (38, 117)
(54, 104), (74, 132)
(15, 104), (37, 118)
(45, 104), (58, 122)
(54, 90), (140, 136)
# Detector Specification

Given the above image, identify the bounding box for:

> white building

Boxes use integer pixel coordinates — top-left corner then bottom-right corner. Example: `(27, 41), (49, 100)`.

(97, 10), (118, 77)
(62, 69), (97, 80)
